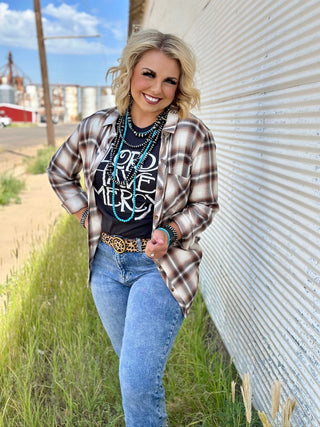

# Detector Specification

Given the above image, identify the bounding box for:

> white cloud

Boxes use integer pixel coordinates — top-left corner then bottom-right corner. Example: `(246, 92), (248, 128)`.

(102, 21), (127, 42)
(43, 3), (99, 38)
(0, 2), (122, 55)
(0, 3), (37, 49)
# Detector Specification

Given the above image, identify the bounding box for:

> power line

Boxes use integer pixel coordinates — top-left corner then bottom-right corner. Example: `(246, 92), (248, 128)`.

(44, 34), (100, 40)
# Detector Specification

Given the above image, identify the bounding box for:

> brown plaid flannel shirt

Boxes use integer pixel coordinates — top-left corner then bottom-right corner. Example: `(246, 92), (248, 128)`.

(47, 108), (219, 316)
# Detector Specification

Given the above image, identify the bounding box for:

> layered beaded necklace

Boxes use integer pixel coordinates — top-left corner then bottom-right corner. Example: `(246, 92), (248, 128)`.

(104, 105), (169, 223)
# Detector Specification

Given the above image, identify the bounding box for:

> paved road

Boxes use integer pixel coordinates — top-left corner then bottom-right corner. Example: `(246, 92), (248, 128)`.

(0, 124), (76, 151)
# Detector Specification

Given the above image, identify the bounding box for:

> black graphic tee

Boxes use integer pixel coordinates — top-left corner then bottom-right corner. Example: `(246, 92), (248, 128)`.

(93, 124), (161, 239)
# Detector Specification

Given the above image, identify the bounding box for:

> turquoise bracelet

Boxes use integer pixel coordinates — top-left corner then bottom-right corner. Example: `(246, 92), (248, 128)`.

(157, 227), (171, 246)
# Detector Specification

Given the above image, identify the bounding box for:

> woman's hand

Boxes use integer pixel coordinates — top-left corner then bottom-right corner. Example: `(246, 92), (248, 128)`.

(145, 223), (181, 259)
(145, 229), (169, 259)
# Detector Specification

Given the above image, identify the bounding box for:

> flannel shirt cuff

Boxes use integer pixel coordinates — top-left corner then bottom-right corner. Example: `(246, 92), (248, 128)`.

(61, 192), (88, 214)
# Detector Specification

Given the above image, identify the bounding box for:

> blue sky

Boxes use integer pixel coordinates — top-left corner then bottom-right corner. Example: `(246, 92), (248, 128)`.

(0, 1), (129, 87)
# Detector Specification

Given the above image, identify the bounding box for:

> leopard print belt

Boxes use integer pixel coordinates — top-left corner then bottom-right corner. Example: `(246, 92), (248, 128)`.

(101, 232), (150, 254)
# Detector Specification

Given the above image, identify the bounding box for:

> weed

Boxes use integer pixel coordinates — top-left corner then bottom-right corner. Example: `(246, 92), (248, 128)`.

(24, 146), (56, 174)
(0, 173), (25, 206)
(239, 375), (296, 427)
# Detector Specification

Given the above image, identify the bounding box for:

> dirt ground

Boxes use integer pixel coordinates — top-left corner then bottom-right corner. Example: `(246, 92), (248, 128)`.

(0, 145), (63, 285)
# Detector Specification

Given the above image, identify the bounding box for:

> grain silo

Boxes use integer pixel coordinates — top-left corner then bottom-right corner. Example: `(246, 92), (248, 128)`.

(25, 84), (39, 110)
(64, 86), (79, 123)
(99, 87), (115, 110)
(0, 84), (15, 104)
(81, 86), (97, 119)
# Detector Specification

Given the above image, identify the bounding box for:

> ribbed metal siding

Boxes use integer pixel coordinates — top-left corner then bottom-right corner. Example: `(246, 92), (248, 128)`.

(142, 0), (320, 424)
(197, 2), (320, 424)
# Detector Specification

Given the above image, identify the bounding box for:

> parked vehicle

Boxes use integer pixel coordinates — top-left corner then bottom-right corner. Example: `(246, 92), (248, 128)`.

(0, 116), (12, 127)
(40, 115), (59, 124)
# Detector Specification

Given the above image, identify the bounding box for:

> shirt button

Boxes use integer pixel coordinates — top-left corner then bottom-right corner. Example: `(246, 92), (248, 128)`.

(154, 215), (159, 220)
(171, 287), (175, 292)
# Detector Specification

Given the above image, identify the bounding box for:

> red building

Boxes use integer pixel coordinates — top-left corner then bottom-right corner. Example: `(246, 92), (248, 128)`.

(0, 103), (38, 123)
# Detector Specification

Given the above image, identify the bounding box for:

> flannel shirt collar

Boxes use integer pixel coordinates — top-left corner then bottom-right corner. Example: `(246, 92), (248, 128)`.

(163, 110), (179, 134)
(102, 108), (119, 129)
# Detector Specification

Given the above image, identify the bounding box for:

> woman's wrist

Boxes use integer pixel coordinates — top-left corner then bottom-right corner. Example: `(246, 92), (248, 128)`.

(80, 208), (89, 228)
(157, 227), (171, 246)
(157, 224), (179, 246)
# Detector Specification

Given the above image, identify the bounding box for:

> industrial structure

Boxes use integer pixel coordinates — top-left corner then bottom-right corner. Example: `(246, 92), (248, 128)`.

(0, 52), (114, 124)
(0, 52), (26, 97)
(128, 0), (320, 425)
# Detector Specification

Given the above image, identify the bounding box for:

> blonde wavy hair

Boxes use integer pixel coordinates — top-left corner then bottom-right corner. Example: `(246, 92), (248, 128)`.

(106, 29), (200, 120)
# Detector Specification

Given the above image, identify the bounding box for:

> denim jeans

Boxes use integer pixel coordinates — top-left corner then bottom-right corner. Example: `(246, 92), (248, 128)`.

(90, 241), (184, 427)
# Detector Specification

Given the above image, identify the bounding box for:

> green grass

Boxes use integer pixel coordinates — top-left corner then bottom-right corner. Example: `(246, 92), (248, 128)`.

(0, 173), (25, 206)
(0, 215), (261, 426)
(24, 146), (56, 174)
(10, 123), (38, 128)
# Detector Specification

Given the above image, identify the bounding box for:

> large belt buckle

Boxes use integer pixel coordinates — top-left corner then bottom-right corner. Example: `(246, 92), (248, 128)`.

(111, 236), (126, 254)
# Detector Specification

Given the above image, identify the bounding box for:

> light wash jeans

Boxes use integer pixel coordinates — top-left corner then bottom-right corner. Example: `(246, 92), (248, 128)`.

(90, 241), (184, 427)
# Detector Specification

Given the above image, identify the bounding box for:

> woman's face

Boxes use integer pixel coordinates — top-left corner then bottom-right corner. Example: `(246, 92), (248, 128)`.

(130, 49), (181, 124)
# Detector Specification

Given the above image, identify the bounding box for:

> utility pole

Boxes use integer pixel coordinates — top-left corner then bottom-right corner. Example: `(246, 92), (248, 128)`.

(34, 0), (55, 146)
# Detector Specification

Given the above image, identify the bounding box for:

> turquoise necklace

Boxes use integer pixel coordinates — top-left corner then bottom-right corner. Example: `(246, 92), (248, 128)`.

(111, 107), (168, 223)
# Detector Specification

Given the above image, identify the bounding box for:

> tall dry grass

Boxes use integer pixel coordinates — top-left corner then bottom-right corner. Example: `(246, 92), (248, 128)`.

(237, 374), (296, 427)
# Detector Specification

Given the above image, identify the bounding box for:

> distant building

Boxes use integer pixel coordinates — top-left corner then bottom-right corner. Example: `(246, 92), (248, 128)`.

(0, 103), (38, 123)
(23, 84), (115, 123)
(23, 84), (79, 123)
(0, 50), (115, 124)
(81, 86), (115, 119)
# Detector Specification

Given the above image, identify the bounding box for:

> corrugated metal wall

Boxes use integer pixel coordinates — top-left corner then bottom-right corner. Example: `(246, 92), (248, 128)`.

(141, 0), (320, 425)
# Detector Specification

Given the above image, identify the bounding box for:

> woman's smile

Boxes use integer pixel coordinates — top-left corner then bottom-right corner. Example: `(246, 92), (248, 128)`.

(143, 93), (162, 104)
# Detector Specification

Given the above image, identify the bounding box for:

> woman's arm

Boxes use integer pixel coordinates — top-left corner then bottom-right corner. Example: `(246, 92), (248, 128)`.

(47, 124), (88, 216)
(169, 129), (219, 241)
(146, 126), (218, 259)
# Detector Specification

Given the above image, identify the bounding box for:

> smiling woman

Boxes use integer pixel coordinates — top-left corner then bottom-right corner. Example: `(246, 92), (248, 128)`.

(108, 28), (200, 120)
(129, 50), (180, 126)
(47, 28), (219, 426)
